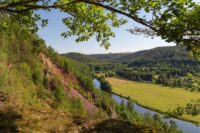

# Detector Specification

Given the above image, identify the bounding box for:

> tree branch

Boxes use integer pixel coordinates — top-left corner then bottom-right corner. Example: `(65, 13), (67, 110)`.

(0, 0), (80, 13)
(0, 0), (158, 32)
(1, 0), (39, 7)
(80, 0), (158, 32)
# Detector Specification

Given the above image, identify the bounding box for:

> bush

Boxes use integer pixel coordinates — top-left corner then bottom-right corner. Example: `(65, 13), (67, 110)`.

(48, 77), (62, 91)
(77, 73), (94, 90)
(32, 70), (43, 85)
(31, 61), (44, 85)
(18, 62), (32, 79)
(70, 98), (85, 116)
(50, 78), (85, 115)
(54, 86), (65, 103)
(51, 81), (68, 110)
(173, 106), (184, 116)
(98, 77), (112, 93)
(37, 87), (51, 100)
(63, 61), (70, 72)
(95, 91), (116, 116)
(43, 76), (49, 88)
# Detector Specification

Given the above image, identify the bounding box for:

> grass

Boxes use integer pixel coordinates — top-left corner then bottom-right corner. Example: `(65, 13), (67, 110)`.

(106, 77), (200, 123)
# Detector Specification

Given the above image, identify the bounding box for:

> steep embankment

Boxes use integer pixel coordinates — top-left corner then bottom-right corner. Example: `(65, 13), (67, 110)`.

(0, 53), (101, 132)
(40, 53), (99, 114)
(0, 14), (104, 132)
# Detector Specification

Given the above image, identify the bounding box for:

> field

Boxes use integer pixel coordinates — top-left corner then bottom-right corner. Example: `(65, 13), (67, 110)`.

(106, 77), (200, 123)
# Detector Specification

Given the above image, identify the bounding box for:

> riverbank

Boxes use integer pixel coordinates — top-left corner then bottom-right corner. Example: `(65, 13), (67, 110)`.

(106, 77), (200, 124)
(112, 92), (200, 125)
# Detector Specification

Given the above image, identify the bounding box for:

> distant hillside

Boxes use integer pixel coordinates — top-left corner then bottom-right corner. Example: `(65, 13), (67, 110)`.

(88, 46), (190, 62)
(116, 46), (188, 62)
(64, 46), (199, 71)
(88, 46), (198, 66)
(64, 46), (199, 69)
(62, 52), (100, 63)
(89, 52), (132, 61)
(113, 46), (189, 62)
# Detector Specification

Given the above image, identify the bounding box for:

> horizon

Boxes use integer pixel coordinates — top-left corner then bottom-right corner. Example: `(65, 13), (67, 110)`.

(64, 45), (178, 55)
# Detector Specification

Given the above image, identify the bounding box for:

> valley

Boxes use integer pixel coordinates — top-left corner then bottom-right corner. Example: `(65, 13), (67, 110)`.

(1, 14), (184, 133)
(1, 1), (200, 132)
(65, 46), (200, 132)
(106, 77), (200, 123)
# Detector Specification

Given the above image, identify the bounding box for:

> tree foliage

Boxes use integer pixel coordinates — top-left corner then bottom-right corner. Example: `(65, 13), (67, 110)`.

(100, 79), (112, 93)
(0, 0), (200, 59)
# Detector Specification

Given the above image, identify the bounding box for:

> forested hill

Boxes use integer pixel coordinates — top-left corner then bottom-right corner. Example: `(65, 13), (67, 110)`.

(112, 46), (189, 62)
(114, 46), (200, 69)
(62, 52), (131, 63)
(88, 46), (191, 63)
(62, 52), (100, 63)
(64, 46), (199, 67)
(89, 52), (132, 61)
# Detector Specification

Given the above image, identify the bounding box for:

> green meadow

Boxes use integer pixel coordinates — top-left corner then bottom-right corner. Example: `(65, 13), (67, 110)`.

(106, 77), (200, 123)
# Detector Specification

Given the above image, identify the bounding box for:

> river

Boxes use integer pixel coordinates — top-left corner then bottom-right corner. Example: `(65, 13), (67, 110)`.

(93, 79), (200, 133)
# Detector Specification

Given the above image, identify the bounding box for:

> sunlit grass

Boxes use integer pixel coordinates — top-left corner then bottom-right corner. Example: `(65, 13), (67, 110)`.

(106, 77), (200, 122)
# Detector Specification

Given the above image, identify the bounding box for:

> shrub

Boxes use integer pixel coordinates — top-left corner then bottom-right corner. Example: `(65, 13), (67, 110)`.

(77, 73), (94, 90)
(54, 85), (65, 103)
(63, 61), (70, 72)
(51, 79), (68, 110)
(18, 62), (32, 79)
(95, 91), (116, 116)
(98, 77), (112, 93)
(37, 87), (51, 100)
(31, 61), (44, 85)
(43, 76), (49, 88)
(173, 106), (184, 116)
(70, 98), (85, 116)
(32, 70), (43, 85)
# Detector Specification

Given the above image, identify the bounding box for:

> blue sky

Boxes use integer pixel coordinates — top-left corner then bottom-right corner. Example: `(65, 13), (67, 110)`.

(38, 9), (175, 54)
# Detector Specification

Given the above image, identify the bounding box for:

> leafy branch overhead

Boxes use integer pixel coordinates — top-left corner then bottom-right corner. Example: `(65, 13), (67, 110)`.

(0, 0), (199, 59)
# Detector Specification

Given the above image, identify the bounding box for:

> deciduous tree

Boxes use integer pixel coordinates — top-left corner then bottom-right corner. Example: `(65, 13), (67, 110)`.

(0, 0), (199, 59)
